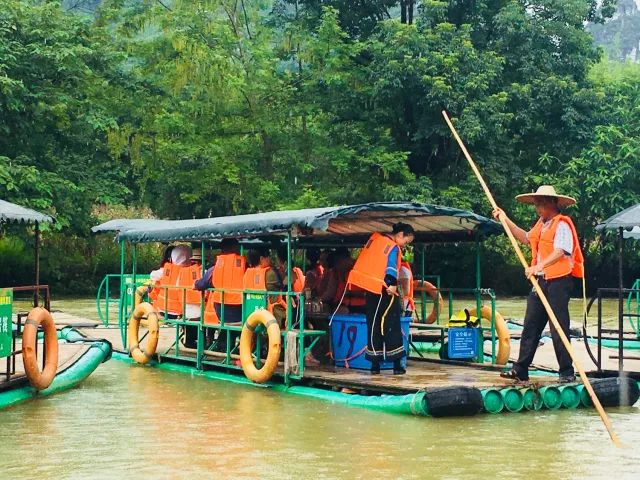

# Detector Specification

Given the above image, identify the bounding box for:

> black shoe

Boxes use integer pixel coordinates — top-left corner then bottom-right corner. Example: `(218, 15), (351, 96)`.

(393, 360), (406, 375)
(559, 374), (576, 384)
(500, 369), (528, 383)
(370, 362), (380, 375)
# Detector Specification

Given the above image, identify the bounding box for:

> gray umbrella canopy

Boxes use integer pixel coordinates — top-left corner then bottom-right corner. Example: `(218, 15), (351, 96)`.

(0, 199), (53, 224)
(596, 204), (640, 232)
(624, 226), (640, 240)
(92, 202), (502, 244)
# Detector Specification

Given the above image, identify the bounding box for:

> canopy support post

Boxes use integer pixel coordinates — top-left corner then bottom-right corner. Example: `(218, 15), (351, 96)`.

(618, 227), (624, 375)
(34, 222), (40, 308)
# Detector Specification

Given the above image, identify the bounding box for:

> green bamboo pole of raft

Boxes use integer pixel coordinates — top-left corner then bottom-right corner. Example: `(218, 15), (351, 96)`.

(442, 110), (622, 447)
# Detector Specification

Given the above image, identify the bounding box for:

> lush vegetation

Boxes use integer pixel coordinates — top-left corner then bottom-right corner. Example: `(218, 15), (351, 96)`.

(1, 0), (639, 295)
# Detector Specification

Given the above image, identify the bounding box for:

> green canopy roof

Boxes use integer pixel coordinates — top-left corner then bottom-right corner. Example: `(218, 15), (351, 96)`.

(596, 204), (640, 232)
(92, 202), (502, 244)
(0, 199), (53, 224)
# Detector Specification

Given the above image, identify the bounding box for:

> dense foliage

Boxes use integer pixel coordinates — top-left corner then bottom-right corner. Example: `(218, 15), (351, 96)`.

(0, 0), (639, 294)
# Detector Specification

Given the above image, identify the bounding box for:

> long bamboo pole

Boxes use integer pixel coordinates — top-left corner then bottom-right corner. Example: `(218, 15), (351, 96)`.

(442, 110), (621, 447)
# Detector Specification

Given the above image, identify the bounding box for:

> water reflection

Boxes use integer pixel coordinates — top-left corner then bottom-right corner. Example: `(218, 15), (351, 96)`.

(0, 361), (638, 479)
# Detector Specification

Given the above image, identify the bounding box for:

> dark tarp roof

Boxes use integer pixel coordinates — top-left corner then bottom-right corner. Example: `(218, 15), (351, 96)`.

(596, 204), (640, 233)
(0, 199), (53, 224)
(92, 202), (502, 244)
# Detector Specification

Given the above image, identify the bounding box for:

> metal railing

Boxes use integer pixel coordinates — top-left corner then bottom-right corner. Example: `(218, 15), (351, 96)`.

(584, 286), (640, 373)
(108, 277), (325, 384)
(410, 287), (498, 364)
(626, 279), (640, 336)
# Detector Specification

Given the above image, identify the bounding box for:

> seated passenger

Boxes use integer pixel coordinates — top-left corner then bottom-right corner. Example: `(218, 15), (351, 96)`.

(243, 247), (287, 326)
(152, 244), (190, 315)
(276, 246), (305, 296)
(322, 248), (366, 314)
(303, 248), (325, 299)
(198, 238), (246, 325)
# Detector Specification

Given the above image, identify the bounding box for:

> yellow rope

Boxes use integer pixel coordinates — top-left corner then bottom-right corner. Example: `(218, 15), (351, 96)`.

(380, 295), (396, 333)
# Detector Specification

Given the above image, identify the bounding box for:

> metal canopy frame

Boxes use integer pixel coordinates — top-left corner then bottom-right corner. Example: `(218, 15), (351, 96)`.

(588, 205), (640, 374)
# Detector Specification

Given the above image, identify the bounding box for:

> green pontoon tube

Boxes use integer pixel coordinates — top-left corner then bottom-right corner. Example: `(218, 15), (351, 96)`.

(0, 328), (112, 410)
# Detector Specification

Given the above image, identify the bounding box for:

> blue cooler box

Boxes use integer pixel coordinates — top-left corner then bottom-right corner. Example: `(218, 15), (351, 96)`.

(330, 314), (411, 370)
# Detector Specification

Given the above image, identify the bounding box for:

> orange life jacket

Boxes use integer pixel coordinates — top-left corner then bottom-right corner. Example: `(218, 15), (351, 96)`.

(291, 266), (305, 292)
(212, 253), (246, 305)
(243, 266), (287, 314)
(153, 263), (182, 314)
(529, 214), (584, 280)
(347, 232), (400, 294)
(176, 264), (203, 306)
(400, 261), (415, 311)
(204, 254), (246, 324)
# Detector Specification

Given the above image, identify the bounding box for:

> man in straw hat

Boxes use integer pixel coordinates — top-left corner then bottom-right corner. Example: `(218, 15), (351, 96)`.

(493, 185), (584, 383)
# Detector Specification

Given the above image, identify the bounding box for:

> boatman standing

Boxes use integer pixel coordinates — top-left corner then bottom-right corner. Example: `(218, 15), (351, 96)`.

(493, 185), (584, 383)
(347, 223), (415, 375)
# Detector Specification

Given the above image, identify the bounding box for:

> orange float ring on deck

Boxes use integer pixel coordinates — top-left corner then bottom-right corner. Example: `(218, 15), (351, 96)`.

(127, 302), (160, 364)
(413, 280), (444, 324)
(239, 310), (281, 384)
(22, 307), (59, 390)
(469, 305), (510, 365)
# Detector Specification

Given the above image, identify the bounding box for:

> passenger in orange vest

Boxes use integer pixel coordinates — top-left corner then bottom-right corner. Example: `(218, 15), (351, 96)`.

(493, 185), (584, 383)
(195, 239), (245, 324)
(243, 247), (287, 325)
(152, 244), (190, 315)
(180, 247), (204, 348)
(303, 248), (325, 299)
(329, 248), (366, 314)
(148, 245), (175, 303)
(347, 223), (415, 375)
(276, 247), (305, 293)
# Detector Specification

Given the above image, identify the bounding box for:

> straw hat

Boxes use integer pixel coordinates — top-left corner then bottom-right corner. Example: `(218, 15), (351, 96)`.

(515, 185), (576, 208)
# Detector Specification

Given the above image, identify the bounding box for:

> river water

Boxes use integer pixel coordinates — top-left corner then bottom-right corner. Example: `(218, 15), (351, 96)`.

(1, 359), (639, 479)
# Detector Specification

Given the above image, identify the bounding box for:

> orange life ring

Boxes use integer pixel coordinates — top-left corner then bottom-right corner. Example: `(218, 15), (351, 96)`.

(413, 280), (444, 324)
(127, 302), (160, 364)
(134, 280), (156, 308)
(22, 307), (58, 390)
(239, 310), (281, 383)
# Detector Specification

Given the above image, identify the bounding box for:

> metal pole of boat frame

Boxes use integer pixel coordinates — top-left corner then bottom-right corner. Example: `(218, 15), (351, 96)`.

(618, 228), (624, 374)
(34, 222), (40, 308)
(442, 110), (622, 448)
(198, 240), (206, 369)
(119, 240), (127, 349)
(475, 233), (482, 363)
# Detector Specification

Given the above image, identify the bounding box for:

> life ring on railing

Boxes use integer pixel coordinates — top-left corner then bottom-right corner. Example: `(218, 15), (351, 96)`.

(135, 280), (156, 308)
(239, 310), (281, 383)
(22, 307), (58, 390)
(127, 302), (160, 364)
(468, 306), (510, 365)
(413, 281), (444, 324)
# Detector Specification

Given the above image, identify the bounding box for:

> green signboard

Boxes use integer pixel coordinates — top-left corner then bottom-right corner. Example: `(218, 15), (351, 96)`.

(0, 288), (13, 358)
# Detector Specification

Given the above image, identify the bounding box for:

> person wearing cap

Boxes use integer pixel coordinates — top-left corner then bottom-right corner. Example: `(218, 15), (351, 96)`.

(493, 185), (584, 383)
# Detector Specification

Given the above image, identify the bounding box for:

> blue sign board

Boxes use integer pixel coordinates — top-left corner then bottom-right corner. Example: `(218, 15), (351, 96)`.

(448, 327), (479, 359)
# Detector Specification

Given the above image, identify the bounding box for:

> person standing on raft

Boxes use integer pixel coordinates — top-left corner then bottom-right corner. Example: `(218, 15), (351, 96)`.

(347, 223), (415, 375)
(493, 185), (584, 383)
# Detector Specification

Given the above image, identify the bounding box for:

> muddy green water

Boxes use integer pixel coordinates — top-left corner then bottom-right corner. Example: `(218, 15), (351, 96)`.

(0, 360), (639, 479)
